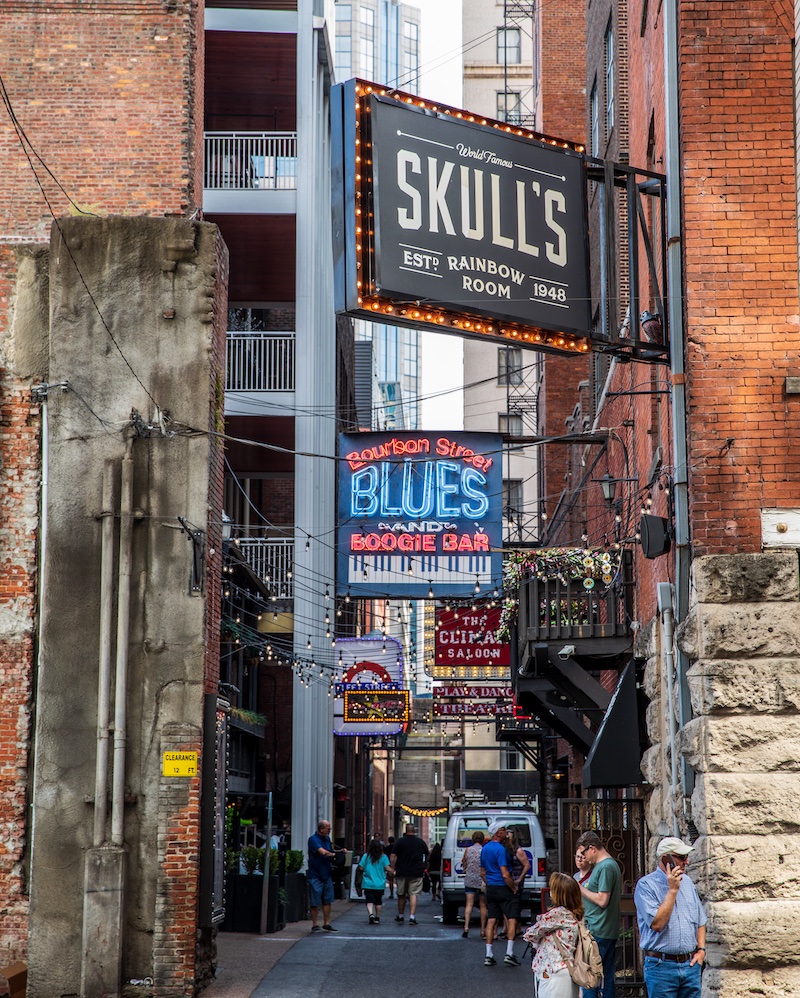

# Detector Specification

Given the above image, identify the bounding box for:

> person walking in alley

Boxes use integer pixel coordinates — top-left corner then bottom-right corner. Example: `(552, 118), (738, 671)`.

(634, 837), (706, 998)
(523, 872), (583, 997)
(389, 823), (428, 924)
(358, 836), (391, 924)
(480, 822), (520, 967)
(307, 819), (343, 932)
(576, 831), (621, 998)
(428, 841), (442, 901)
(461, 829), (487, 939)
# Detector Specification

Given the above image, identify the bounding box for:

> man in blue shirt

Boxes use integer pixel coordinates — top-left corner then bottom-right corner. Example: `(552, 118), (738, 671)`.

(634, 837), (707, 998)
(307, 819), (342, 932)
(480, 822), (520, 968)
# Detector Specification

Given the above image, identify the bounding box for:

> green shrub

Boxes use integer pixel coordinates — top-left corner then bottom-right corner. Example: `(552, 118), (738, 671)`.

(285, 849), (305, 873)
(241, 845), (265, 875)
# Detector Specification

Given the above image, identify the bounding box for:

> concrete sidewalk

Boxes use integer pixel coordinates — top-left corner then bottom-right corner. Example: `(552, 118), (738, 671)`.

(202, 898), (351, 997)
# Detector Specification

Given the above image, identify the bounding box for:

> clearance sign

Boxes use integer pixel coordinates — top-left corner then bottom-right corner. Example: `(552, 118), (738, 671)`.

(332, 79), (592, 356)
(337, 430), (503, 598)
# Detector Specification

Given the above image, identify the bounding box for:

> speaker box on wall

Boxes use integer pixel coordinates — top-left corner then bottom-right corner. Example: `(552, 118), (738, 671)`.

(640, 514), (671, 559)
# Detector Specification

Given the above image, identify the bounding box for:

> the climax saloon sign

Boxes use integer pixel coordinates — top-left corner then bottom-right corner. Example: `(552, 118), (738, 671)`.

(332, 79), (592, 355)
(337, 430), (503, 598)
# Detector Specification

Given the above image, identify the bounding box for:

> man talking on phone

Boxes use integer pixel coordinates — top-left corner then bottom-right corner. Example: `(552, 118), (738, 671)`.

(634, 837), (707, 998)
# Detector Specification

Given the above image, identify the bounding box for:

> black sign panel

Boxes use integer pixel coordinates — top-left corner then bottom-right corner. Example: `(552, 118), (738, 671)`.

(370, 96), (590, 335)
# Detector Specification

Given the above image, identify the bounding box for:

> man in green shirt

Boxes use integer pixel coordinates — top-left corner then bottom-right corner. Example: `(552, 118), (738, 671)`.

(576, 831), (621, 998)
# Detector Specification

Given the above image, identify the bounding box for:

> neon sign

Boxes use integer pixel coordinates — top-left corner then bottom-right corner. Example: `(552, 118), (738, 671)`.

(337, 431), (503, 597)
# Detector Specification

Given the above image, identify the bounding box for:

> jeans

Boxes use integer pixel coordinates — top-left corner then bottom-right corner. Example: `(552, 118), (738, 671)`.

(643, 955), (702, 998)
(582, 936), (616, 998)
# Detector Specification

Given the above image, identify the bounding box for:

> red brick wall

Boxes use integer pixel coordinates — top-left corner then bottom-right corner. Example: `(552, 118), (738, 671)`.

(0, 246), (40, 964)
(0, 0), (207, 977)
(679, 1), (798, 554)
(537, 1), (592, 537)
(539, 0), (586, 146)
(0, 1), (202, 234)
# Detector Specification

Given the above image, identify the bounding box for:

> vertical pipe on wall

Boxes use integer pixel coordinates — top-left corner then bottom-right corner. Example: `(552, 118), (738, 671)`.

(663, 0), (695, 801)
(111, 435), (134, 846)
(93, 461), (116, 847)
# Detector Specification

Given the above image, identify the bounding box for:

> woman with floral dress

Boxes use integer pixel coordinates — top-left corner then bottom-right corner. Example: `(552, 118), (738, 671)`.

(523, 871), (582, 997)
(461, 830), (487, 938)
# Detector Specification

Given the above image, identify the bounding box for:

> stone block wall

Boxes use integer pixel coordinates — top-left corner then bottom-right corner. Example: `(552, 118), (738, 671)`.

(660, 551), (800, 996)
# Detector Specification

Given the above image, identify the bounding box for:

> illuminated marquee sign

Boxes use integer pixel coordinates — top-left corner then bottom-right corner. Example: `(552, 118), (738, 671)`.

(332, 79), (592, 356)
(434, 606), (510, 667)
(433, 683), (514, 718)
(334, 637), (409, 736)
(343, 688), (410, 724)
(337, 431), (503, 597)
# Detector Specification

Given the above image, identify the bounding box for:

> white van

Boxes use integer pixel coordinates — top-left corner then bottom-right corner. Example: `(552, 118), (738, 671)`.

(440, 791), (547, 925)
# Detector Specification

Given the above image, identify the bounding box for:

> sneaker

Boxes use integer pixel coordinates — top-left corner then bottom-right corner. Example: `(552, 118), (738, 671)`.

(311, 925), (321, 932)
(374, 917), (380, 923)
(322, 924), (338, 932)
(462, 930), (469, 938)
(484, 956), (497, 967)
(369, 914), (377, 924)
(504, 955), (521, 967)
(394, 915), (404, 922)
(409, 916), (417, 925)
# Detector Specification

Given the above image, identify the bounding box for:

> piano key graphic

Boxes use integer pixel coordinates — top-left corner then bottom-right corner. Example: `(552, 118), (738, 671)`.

(348, 553), (496, 585)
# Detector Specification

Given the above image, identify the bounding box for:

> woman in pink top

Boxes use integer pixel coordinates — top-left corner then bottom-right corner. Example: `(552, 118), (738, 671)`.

(523, 872), (582, 997)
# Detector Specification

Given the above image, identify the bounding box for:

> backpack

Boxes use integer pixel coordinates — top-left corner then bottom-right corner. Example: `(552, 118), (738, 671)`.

(554, 922), (603, 990)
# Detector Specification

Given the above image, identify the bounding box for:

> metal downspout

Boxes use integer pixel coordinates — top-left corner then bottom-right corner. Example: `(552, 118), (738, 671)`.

(664, 0), (695, 800)
(111, 435), (134, 846)
(93, 461), (116, 846)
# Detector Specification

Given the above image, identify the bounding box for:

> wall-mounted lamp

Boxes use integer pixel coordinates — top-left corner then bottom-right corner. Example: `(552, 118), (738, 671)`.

(222, 511), (233, 542)
(640, 310), (664, 344)
(599, 473), (617, 503)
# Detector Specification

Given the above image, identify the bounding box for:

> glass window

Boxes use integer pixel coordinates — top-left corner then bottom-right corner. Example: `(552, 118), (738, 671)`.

(605, 19), (614, 136)
(499, 413), (523, 436)
(503, 479), (523, 517)
(498, 346), (524, 385)
(590, 79), (599, 156)
(402, 20), (420, 91)
(501, 746), (526, 771)
(497, 27), (521, 65)
(497, 91), (521, 124)
(359, 6), (376, 79)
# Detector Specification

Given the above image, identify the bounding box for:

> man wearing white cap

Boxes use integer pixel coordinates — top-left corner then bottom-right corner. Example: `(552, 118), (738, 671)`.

(634, 837), (707, 998)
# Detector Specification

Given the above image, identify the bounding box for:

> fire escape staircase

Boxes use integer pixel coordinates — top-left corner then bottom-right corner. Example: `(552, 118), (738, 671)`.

(511, 550), (637, 762)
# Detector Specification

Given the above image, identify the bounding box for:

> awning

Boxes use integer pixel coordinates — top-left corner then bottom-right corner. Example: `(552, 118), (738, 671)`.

(582, 661), (642, 788)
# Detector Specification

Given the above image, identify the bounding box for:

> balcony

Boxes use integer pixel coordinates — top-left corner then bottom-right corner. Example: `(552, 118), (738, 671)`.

(204, 131), (297, 213)
(511, 549), (635, 754)
(225, 331), (295, 415)
(237, 537), (294, 600)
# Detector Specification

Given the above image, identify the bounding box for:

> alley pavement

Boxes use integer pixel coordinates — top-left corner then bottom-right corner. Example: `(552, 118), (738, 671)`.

(205, 892), (536, 998)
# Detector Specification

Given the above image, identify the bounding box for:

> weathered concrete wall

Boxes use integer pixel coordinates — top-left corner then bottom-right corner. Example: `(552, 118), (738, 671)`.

(642, 551), (800, 997)
(0, 244), (49, 965)
(26, 216), (227, 997)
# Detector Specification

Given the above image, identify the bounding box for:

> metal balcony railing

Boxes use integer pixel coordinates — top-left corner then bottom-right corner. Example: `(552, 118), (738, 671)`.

(238, 538), (294, 600)
(226, 331), (295, 392)
(204, 131), (298, 190)
(517, 549), (633, 643)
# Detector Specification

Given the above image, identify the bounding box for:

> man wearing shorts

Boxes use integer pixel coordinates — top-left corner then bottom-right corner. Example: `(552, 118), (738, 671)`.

(389, 823), (428, 924)
(480, 822), (520, 967)
(307, 819), (340, 932)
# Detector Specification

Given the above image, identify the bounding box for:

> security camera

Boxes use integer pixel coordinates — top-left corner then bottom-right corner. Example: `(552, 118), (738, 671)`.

(558, 645), (575, 661)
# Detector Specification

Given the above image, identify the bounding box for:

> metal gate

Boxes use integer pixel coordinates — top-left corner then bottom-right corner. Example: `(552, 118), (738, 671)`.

(559, 798), (647, 997)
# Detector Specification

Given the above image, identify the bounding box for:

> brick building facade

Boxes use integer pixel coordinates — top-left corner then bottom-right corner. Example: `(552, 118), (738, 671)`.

(0, 4), (228, 995)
